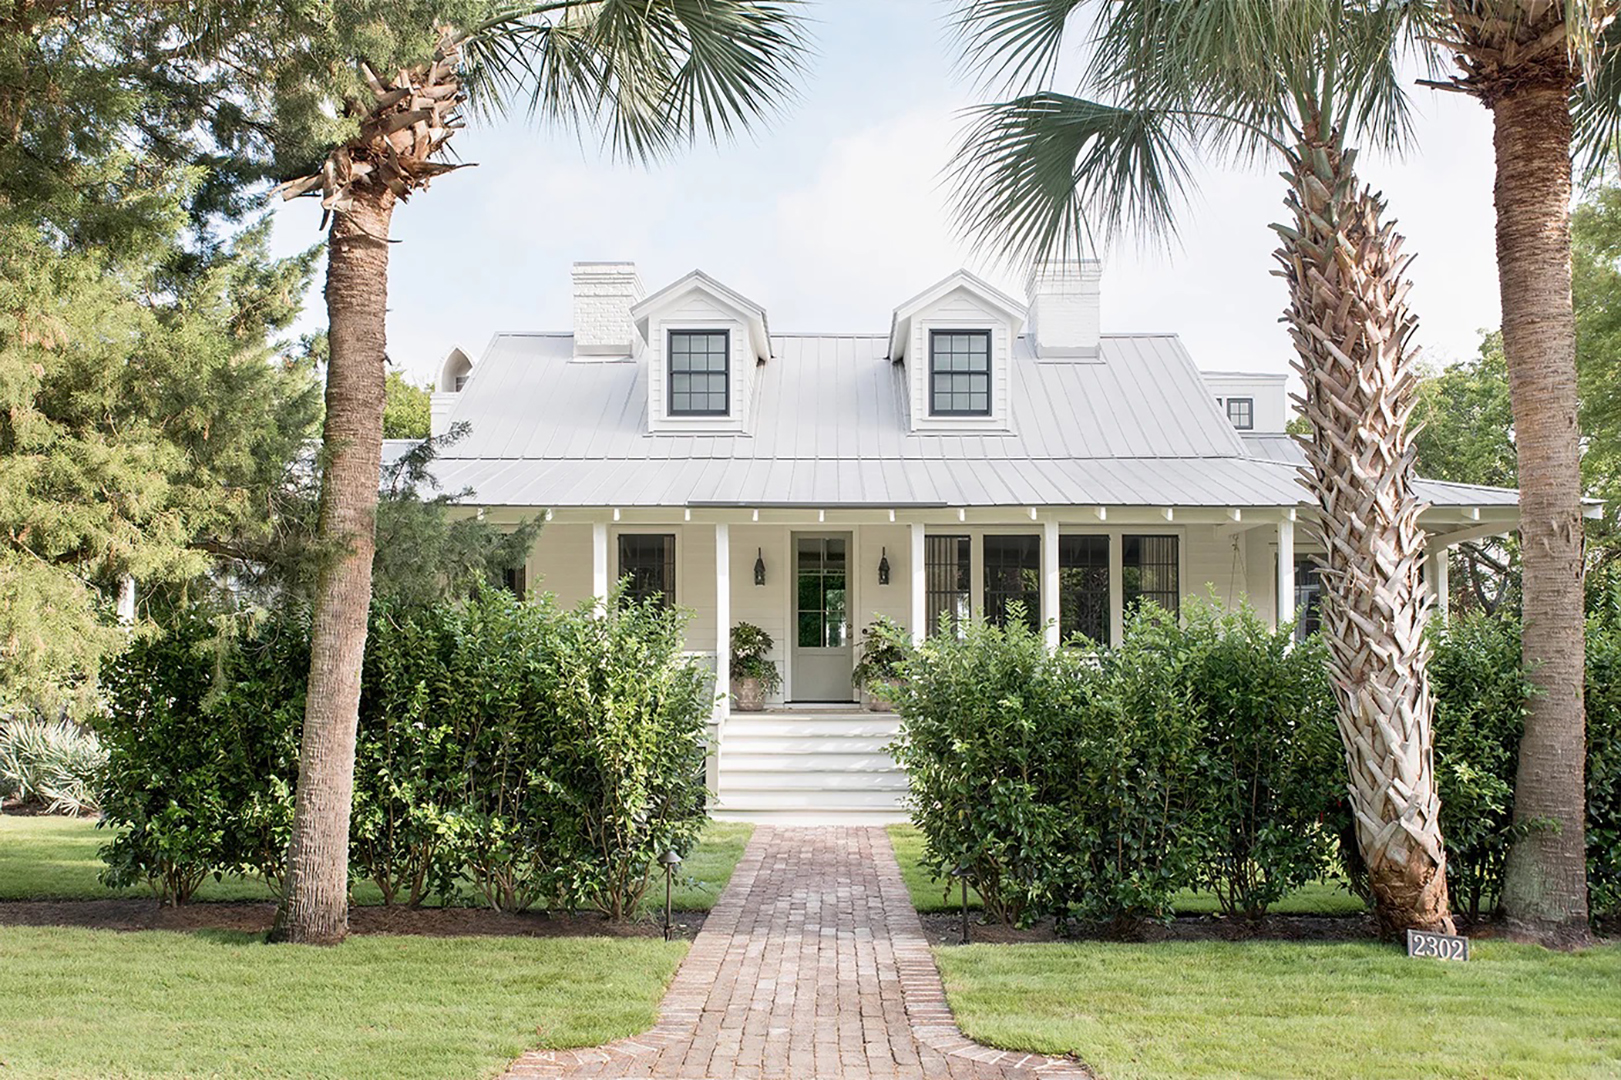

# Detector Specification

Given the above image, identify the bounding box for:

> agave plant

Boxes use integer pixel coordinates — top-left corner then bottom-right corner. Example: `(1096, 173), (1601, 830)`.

(0, 715), (108, 816)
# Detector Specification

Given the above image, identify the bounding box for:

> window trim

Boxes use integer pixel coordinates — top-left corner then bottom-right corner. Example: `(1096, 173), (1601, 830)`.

(1226, 396), (1255, 430)
(927, 328), (993, 417)
(667, 328), (731, 417)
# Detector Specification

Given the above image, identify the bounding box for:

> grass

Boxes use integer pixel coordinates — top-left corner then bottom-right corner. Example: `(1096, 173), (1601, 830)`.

(886, 823), (1367, 917)
(0, 926), (685, 1079)
(935, 939), (1621, 1079)
(0, 814), (752, 912)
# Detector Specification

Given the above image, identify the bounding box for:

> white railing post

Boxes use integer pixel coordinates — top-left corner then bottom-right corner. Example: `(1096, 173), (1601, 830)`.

(1042, 518), (1060, 649)
(714, 523), (731, 727)
(1277, 515), (1296, 631)
(909, 522), (927, 645)
(591, 520), (609, 607)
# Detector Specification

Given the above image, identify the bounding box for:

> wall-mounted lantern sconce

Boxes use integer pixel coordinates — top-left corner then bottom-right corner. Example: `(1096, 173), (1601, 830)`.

(878, 547), (891, 586)
(754, 548), (766, 586)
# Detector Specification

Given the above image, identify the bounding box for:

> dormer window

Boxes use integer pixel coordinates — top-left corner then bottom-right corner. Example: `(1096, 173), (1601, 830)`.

(1226, 397), (1254, 430)
(929, 330), (991, 416)
(669, 330), (730, 416)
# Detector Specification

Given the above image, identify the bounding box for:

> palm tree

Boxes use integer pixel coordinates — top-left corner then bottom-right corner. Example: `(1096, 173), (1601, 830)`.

(949, 0), (1457, 934)
(269, 1), (807, 946)
(1416, 0), (1608, 947)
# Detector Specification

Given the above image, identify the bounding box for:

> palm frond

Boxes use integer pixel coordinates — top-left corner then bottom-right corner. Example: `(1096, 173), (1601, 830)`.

(948, 92), (1195, 265)
(1574, 10), (1621, 181)
(950, 0), (1088, 92)
(462, 0), (809, 164)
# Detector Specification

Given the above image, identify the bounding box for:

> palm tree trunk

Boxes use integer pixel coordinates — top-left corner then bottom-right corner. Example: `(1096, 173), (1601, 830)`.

(1491, 84), (1592, 946)
(1280, 126), (1455, 936)
(270, 187), (395, 945)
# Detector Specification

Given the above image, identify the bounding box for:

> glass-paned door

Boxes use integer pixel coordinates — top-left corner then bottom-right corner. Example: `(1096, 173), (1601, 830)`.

(791, 535), (854, 701)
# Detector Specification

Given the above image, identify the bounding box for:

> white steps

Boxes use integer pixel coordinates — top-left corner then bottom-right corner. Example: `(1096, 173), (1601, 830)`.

(711, 709), (909, 825)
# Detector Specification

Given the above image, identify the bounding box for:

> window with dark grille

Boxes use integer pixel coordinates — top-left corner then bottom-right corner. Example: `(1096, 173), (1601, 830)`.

(1294, 555), (1322, 641)
(929, 330), (991, 415)
(1059, 535), (1109, 644)
(984, 534), (1040, 630)
(796, 537), (849, 648)
(618, 533), (675, 607)
(924, 535), (971, 637)
(1226, 397), (1254, 430)
(1123, 534), (1179, 616)
(501, 565), (526, 600)
(668, 330), (729, 416)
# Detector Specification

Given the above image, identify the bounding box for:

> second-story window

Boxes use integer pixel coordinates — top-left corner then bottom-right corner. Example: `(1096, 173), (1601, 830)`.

(669, 330), (730, 416)
(929, 330), (991, 415)
(1226, 397), (1254, 430)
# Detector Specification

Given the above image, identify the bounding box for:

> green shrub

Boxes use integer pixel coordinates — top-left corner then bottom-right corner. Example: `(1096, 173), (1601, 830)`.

(0, 714), (107, 815)
(1428, 614), (1535, 921)
(543, 593), (712, 919)
(351, 603), (465, 906)
(888, 611), (1079, 926)
(98, 611), (303, 903)
(729, 621), (781, 695)
(1587, 589), (1621, 915)
(1062, 605), (1206, 927)
(1180, 604), (1342, 920)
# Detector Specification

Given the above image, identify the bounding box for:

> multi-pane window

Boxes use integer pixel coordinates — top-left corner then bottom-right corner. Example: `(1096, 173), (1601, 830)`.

(925, 535), (971, 637)
(668, 330), (729, 416)
(1294, 555), (1323, 641)
(1226, 397), (1254, 430)
(984, 534), (1040, 630)
(1123, 534), (1180, 616)
(618, 534), (675, 607)
(454, 373), (470, 391)
(929, 330), (991, 415)
(796, 537), (849, 648)
(1059, 535), (1110, 644)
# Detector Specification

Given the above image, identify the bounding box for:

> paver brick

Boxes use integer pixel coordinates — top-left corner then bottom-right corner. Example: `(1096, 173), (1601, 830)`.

(501, 827), (1091, 1080)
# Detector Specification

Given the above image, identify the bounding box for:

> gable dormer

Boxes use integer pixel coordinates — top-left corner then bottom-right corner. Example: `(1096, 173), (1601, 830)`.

(889, 270), (1026, 434)
(632, 270), (771, 435)
(430, 346), (473, 436)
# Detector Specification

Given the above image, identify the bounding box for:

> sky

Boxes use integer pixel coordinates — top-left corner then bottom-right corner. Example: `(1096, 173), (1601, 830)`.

(267, 0), (1504, 391)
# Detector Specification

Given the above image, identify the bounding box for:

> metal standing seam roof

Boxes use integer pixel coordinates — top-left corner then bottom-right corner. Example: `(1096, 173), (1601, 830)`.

(427, 331), (1518, 511)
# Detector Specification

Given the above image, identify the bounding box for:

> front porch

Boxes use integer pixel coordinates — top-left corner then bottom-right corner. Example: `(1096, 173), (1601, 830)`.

(488, 502), (1508, 822)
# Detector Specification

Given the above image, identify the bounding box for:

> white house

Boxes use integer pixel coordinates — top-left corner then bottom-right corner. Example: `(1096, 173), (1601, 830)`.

(427, 259), (1520, 823)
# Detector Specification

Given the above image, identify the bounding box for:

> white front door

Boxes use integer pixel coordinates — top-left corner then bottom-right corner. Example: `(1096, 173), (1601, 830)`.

(791, 534), (854, 702)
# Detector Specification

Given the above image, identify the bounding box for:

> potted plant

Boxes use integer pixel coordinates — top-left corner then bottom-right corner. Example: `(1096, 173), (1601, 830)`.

(850, 618), (909, 711)
(729, 622), (781, 711)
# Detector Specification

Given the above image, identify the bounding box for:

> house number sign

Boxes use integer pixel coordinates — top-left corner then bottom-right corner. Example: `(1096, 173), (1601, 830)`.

(1406, 929), (1469, 961)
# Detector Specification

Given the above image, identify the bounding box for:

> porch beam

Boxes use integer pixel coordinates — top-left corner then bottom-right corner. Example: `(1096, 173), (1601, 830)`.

(1042, 519), (1060, 650)
(910, 522), (927, 645)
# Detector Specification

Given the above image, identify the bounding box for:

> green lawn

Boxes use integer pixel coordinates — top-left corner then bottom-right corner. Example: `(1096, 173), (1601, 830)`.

(936, 939), (1621, 1080)
(886, 824), (1366, 917)
(0, 926), (684, 1079)
(0, 814), (752, 912)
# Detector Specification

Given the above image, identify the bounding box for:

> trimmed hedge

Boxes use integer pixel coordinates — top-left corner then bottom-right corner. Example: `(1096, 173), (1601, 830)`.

(889, 601), (1342, 928)
(892, 597), (1621, 927)
(99, 588), (711, 913)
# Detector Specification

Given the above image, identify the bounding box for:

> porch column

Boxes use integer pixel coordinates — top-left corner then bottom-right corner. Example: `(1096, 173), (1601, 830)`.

(591, 521), (609, 606)
(1277, 515), (1296, 630)
(1428, 544), (1450, 621)
(910, 522), (927, 645)
(1042, 518), (1060, 649)
(715, 523), (731, 724)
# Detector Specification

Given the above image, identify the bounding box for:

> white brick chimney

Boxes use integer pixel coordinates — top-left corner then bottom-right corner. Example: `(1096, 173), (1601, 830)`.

(572, 261), (644, 358)
(1025, 259), (1102, 357)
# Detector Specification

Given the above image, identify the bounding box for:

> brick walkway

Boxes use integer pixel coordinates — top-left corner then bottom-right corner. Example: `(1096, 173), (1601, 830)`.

(503, 826), (1089, 1080)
